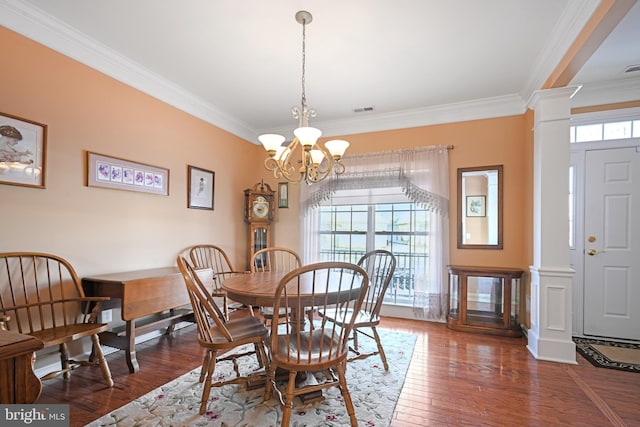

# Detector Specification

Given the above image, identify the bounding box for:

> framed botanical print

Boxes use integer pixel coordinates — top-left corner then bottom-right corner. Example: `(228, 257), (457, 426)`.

(87, 151), (169, 196)
(0, 112), (47, 188)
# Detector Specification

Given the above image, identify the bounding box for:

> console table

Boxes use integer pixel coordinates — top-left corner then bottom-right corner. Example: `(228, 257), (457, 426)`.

(0, 330), (44, 403)
(82, 267), (203, 373)
(447, 265), (524, 337)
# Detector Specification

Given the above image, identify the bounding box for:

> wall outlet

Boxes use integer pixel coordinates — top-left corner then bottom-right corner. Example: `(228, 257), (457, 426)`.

(99, 309), (113, 323)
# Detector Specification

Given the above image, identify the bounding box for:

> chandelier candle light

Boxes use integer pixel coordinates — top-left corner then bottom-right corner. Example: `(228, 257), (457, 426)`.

(259, 10), (349, 185)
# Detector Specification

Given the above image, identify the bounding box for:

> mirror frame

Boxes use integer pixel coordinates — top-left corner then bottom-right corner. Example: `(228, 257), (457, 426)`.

(457, 165), (503, 250)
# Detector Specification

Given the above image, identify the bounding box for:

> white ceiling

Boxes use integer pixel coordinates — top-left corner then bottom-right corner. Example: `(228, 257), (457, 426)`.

(1, 0), (639, 144)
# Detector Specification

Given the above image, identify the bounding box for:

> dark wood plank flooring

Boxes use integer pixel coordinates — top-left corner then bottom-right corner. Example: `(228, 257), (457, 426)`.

(36, 315), (640, 426)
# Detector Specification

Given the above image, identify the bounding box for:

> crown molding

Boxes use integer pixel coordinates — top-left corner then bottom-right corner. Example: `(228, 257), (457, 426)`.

(261, 95), (527, 140)
(570, 77), (640, 108)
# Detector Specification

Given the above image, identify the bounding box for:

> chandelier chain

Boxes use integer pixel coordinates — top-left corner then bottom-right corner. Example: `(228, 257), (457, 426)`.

(300, 17), (307, 110)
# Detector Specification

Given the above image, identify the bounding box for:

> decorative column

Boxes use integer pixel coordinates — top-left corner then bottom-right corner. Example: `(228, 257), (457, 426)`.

(526, 87), (579, 364)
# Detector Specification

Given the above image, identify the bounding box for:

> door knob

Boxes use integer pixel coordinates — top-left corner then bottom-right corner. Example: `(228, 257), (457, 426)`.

(587, 249), (604, 256)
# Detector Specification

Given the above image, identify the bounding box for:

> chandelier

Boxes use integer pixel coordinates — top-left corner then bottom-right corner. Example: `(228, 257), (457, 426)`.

(258, 10), (349, 185)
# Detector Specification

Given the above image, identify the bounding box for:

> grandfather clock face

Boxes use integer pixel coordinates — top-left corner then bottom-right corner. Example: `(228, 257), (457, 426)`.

(244, 182), (275, 223)
(244, 182), (276, 265)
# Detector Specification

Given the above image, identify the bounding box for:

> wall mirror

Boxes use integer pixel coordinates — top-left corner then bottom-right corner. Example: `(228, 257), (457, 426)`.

(457, 165), (503, 249)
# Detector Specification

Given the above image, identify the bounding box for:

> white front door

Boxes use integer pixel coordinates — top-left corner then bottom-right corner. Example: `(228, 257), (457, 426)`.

(583, 146), (640, 340)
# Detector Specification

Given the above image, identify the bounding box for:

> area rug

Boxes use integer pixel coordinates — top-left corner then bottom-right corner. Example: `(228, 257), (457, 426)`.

(86, 329), (416, 426)
(573, 337), (640, 373)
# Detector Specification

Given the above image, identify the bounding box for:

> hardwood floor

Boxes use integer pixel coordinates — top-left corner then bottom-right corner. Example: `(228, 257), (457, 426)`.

(37, 315), (639, 426)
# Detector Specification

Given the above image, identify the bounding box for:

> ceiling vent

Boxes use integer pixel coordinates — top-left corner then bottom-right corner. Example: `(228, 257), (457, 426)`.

(624, 64), (640, 73)
(353, 106), (376, 113)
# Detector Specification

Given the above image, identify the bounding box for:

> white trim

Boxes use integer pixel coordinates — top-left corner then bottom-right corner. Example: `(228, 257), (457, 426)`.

(262, 94), (527, 139)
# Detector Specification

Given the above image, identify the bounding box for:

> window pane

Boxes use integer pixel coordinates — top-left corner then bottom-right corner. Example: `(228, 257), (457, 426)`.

(575, 124), (602, 142)
(352, 210), (368, 232)
(334, 234), (351, 251)
(375, 211), (392, 232)
(634, 120), (640, 138)
(393, 211), (411, 233)
(414, 210), (429, 232)
(603, 121), (632, 140)
(319, 209), (333, 231)
(570, 126), (576, 143)
(350, 234), (367, 253)
(375, 234), (391, 250)
(335, 212), (351, 231)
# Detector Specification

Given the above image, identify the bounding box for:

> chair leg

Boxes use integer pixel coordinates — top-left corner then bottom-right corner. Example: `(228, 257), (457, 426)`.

(352, 328), (359, 351)
(263, 362), (276, 402)
(199, 351), (212, 383)
(59, 343), (70, 380)
(307, 308), (315, 330)
(281, 370), (297, 426)
(253, 343), (264, 369)
(372, 326), (389, 371)
(336, 362), (358, 427)
(91, 334), (114, 387)
(200, 350), (217, 415)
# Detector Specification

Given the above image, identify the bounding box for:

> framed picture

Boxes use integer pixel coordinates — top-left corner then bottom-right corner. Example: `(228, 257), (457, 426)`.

(466, 195), (486, 217)
(188, 165), (214, 210)
(278, 182), (289, 208)
(87, 151), (169, 196)
(0, 112), (47, 188)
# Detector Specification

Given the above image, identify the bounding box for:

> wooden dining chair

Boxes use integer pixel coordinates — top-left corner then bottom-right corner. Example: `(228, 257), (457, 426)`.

(264, 261), (369, 427)
(0, 252), (114, 387)
(250, 247), (301, 326)
(188, 244), (247, 319)
(176, 255), (269, 415)
(319, 249), (396, 370)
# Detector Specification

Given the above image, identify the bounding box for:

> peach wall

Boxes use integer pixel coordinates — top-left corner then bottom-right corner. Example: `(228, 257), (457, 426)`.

(0, 26), (265, 274)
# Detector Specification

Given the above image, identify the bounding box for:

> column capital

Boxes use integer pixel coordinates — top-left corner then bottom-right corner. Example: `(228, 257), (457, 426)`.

(527, 86), (581, 110)
(527, 86), (581, 126)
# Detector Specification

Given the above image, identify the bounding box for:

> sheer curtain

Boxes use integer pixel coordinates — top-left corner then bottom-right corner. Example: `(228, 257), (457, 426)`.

(300, 145), (450, 321)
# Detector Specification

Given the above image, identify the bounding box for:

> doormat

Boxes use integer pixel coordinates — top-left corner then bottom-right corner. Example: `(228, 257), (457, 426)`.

(573, 337), (640, 373)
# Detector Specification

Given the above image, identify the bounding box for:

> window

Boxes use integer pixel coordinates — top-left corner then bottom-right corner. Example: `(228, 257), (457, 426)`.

(318, 202), (430, 306)
(571, 119), (640, 143)
(300, 145), (450, 321)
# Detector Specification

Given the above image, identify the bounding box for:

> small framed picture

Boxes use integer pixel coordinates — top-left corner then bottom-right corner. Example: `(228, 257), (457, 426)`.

(188, 165), (215, 210)
(278, 182), (289, 208)
(0, 112), (47, 189)
(466, 195), (486, 217)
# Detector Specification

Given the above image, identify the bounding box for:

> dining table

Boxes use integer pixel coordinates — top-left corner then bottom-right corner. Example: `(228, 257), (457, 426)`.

(221, 269), (363, 403)
(221, 271), (287, 308)
(221, 270), (314, 334)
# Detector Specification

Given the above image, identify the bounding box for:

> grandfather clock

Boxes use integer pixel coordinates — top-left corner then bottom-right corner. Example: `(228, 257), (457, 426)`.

(244, 181), (276, 267)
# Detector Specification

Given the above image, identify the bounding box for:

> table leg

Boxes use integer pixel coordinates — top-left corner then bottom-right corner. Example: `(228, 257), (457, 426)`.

(125, 320), (139, 373)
